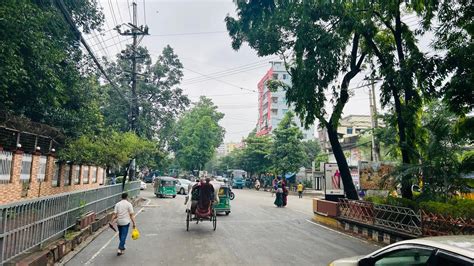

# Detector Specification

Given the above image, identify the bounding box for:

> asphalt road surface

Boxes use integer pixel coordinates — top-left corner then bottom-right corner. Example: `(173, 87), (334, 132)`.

(65, 186), (378, 266)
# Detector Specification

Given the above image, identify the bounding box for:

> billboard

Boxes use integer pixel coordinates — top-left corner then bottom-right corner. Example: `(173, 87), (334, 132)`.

(359, 161), (395, 190)
(324, 163), (344, 195)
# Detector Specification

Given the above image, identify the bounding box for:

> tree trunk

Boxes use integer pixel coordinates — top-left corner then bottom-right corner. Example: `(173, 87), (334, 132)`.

(326, 123), (358, 200)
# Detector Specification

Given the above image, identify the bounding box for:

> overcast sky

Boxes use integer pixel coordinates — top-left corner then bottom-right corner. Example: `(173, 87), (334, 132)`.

(91, 0), (427, 142)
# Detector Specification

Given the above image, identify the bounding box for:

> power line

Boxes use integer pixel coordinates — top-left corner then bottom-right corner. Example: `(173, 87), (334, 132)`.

(55, 0), (129, 105)
(149, 31), (227, 37)
(183, 67), (257, 93)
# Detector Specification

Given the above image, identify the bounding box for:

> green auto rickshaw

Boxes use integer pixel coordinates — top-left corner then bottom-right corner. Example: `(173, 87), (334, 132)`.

(214, 183), (231, 215)
(153, 176), (177, 198)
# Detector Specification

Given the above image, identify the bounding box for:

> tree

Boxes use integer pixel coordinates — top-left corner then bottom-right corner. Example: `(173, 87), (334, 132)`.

(269, 111), (307, 177)
(0, 1), (105, 137)
(103, 45), (190, 142)
(226, 1), (368, 199)
(239, 134), (273, 177)
(171, 97), (225, 171)
(301, 140), (322, 168)
(58, 131), (157, 171)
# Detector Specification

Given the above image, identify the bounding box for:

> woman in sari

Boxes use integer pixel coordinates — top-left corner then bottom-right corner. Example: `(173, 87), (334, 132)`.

(274, 179), (284, 207)
(282, 179), (288, 207)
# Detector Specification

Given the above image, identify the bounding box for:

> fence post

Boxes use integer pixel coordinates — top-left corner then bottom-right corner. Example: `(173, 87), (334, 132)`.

(1, 208), (6, 263)
(63, 194), (70, 237)
(39, 200), (46, 248)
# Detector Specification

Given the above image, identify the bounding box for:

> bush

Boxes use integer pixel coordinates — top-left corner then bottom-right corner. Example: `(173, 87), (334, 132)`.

(418, 199), (474, 218)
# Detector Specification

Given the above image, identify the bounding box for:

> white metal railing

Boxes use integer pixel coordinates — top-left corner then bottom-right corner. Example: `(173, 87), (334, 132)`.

(63, 164), (71, 186)
(83, 166), (89, 184)
(36, 156), (47, 181)
(52, 161), (60, 187)
(73, 165), (80, 184)
(0, 151), (13, 183)
(19, 154), (32, 182)
(0, 181), (140, 264)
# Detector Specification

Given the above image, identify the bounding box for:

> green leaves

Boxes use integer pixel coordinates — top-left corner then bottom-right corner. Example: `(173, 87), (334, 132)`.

(171, 97), (225, 171)
(59, 131), (157, 168)
(269, 111), (307, 175)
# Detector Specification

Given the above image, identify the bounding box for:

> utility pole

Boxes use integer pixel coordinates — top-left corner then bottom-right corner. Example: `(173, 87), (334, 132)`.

(369, 73), (381, 162)
(116, 1), (149, 182)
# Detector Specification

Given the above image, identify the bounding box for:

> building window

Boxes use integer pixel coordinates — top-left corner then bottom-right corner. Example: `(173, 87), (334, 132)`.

(355, 128), (361, 134)
(271, 109), (278, 116)
(347, 128), (353, 134)
(272, 73), (278, 79)
(272, 97), (278, 103)
(283, 74), (288, 79)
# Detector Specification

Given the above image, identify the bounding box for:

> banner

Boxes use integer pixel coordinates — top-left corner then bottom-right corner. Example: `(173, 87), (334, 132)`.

(359, 161), (395, 190)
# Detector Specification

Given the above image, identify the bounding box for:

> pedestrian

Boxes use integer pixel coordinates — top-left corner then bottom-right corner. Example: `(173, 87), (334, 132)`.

(111, 193), (136, 256)
(297, 182), (304, 198)
(271, 176), (278, 197)
(274, 178), (284, 207)
(282, 179), (288, 207)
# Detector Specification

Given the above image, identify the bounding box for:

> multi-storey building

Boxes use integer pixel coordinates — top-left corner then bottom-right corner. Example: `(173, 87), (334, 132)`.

(256, 61), (315, 140)
(318, 115), (373, 165)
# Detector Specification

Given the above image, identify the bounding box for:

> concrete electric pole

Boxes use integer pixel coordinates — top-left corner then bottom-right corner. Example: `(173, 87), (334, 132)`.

(116, 1), (149, 181)
(368, 73), (381, 162)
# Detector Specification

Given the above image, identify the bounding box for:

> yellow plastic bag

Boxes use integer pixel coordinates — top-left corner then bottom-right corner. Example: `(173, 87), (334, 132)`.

(131, 228), (140, 240)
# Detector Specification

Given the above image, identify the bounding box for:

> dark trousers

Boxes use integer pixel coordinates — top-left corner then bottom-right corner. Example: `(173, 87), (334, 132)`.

(298, 191), (303, 198)
(117, 223), (130, 250)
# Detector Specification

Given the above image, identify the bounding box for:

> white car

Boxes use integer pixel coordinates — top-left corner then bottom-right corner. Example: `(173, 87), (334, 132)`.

(330, 236), (473, 266)
(140, 181), (147, 190)
(176, 179), (192, 195)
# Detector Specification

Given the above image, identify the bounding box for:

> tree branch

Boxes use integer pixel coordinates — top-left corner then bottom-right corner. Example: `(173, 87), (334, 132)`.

(373, 10), (396, 35)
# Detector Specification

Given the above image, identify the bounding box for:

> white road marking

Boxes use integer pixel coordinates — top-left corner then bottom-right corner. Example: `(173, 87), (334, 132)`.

(84, 198), (151, 265)
(305, 219), (379, 247)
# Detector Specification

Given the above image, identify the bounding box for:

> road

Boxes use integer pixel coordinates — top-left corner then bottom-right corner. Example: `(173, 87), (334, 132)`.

(66, 187), (378, 266)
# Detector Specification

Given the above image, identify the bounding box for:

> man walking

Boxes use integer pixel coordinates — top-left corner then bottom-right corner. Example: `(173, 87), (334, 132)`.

(297, 182), (304, 198)
(112, 193), (136, 256)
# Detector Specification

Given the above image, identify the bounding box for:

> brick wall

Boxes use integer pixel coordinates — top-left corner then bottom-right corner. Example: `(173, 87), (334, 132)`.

(0, 150), (104, 205)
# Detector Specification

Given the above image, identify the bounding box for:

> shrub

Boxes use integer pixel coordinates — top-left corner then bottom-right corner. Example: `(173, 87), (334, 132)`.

(419, 199), (474, 219)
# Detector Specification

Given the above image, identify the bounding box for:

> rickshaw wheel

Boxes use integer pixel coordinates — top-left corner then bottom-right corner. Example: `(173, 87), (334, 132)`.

(225, 211), (230, 216)
(173, 195), (176, 198)
(212, 210), (217, 231)
(186, 211), (190, 231)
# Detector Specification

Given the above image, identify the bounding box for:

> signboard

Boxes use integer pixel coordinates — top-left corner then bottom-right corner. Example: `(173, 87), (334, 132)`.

(359, 161), (395, 190)
(324, 163), (344, 195)
(350, 166), (360, 190)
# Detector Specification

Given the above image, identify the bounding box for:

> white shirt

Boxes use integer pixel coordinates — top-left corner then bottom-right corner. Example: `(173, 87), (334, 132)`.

(114, 199), (134, 226)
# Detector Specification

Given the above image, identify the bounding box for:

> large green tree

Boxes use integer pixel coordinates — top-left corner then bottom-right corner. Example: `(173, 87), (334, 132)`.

(226, 1), (368, 199)
(171, 97), (225, 171)
(301, 140), (322, 169)
(103, 45), (190, 142)
(239, 134), (273, 177)
(269, 111), (307, 176)
(0, 0), (104, 137)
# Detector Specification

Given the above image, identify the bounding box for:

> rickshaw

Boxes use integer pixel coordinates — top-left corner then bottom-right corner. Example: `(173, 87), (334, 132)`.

(153, 176), (177, 198)
(214, 183), (231, 215)
(185, 182), (219, 231)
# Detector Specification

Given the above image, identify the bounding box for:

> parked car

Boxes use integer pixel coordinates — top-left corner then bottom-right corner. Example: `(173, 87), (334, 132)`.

(329, 236), (473, 266)
(140, 181), (147, 190)
(176, 178), (192, 195)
